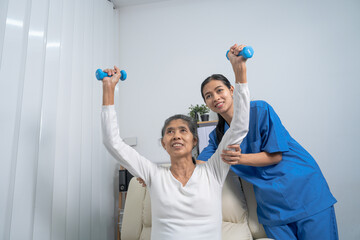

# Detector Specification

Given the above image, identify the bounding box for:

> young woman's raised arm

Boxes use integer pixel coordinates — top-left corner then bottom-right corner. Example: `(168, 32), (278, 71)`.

(205, 44), (250, 183)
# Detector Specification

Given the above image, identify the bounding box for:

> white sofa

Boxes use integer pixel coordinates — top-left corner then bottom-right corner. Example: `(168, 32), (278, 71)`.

(120, 170), (272, 240)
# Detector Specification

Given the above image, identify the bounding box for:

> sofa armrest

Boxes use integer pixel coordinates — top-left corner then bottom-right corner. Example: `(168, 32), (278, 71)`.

(121, 178), (147, 239)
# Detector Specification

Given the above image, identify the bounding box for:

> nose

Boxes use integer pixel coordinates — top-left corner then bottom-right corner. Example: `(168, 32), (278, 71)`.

(213, 93), (221, 102)
(172, 131), (181, 140)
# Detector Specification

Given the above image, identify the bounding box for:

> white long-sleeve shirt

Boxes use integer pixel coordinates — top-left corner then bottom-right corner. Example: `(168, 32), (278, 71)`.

(102, 83), (250, 240)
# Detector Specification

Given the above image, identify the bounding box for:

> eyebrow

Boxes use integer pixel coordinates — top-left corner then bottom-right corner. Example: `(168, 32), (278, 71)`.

(204, 85), (224, 97)
(166, 125), (188, 131)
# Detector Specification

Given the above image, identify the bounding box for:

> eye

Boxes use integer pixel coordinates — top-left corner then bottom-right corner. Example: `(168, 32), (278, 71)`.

(166, 129), (174, 134)
(217, 88), (223, 93)
(181, 129), (187, 133)
(205, 94), (211, 100)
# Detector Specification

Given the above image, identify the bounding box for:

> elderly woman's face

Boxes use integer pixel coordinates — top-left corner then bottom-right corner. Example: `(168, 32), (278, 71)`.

(161, 119), (197, 158)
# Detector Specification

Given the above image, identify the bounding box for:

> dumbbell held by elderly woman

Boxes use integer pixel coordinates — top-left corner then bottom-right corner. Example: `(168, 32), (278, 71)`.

(96, 68), (127, 81)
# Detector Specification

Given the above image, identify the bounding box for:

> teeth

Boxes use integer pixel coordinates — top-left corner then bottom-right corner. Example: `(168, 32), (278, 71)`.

(173, 144), (182, 147)
(216, 102), (223, 108)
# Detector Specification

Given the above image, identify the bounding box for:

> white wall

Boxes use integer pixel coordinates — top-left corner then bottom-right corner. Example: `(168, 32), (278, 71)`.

(0, 0), (122, 239)
(117, 0), (360, 238)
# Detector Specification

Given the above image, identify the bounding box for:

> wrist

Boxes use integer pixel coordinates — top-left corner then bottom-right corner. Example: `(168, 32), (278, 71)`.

(103, 82), (115, 92)
(235, 71), (247, 84)
(233, 64), (247, 83)
(239, 153), (249, 165)
(232, 62), (246, 71)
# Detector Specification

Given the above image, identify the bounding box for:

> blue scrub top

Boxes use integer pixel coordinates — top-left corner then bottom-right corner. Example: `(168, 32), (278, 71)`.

(198, 100), (337, 226)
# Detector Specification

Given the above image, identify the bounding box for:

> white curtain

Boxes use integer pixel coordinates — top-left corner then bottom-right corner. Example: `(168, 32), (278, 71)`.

(0, 0), (121, 239)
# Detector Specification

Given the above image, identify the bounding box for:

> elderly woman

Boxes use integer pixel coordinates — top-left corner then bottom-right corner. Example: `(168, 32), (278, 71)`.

(101, 44), (250, 240)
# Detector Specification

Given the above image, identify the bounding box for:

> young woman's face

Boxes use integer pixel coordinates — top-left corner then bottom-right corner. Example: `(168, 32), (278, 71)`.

(161, 119), (197, 158)
(202, 80), (234, 115)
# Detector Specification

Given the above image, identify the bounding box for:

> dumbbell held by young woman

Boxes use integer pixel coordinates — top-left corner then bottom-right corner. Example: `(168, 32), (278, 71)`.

(226, 46), (254, 60)
(96, 68), (127, 81)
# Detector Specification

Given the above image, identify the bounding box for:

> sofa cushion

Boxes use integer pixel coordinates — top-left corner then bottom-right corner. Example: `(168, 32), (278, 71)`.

(222, 170), (253, 240)
(222, 171), (249, 223)
(240, 178), (268, 239)
(222, 222), (253, 240)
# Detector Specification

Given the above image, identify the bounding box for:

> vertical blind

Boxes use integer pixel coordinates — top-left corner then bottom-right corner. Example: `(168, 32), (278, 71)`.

(0, 0), (121, 239)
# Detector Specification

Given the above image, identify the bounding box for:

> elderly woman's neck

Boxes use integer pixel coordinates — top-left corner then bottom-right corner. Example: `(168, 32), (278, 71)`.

(170, 156), (196, 181)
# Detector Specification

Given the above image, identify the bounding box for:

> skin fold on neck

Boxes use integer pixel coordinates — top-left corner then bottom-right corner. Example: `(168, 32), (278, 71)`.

(170, 156), (196, 186)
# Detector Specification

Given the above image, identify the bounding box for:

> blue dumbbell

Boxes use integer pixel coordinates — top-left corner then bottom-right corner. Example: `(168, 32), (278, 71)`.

(226, 46), (254, 60)
(95, 69), (127, 81)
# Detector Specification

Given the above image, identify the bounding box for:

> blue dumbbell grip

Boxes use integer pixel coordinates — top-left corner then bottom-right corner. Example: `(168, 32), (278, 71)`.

(95, 69), (127, 81)
(226, 46), (254, 60)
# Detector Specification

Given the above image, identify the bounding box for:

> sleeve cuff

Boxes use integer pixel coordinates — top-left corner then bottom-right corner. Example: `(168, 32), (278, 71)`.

(234, 82), (248, 91)
(102, 105), (115, 111)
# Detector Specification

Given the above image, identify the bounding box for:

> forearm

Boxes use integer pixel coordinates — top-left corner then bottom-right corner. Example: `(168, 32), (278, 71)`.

(240, 152), (282, 167)
(234, 63), (247, 84)
(102, 83), (115, 105)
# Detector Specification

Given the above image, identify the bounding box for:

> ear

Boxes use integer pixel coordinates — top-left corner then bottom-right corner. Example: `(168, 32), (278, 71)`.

(193, 137), (198, 148)
(230, 85), (234, 97)
(161, 139), (166, 149)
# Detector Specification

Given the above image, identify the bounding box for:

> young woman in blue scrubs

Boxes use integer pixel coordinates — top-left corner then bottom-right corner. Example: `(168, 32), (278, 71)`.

(197, 44), (339, 240)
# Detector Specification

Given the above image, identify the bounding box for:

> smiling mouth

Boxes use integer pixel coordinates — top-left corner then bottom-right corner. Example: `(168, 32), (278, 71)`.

(215, 102), (224, 108)
(172, 143), (184, 147)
